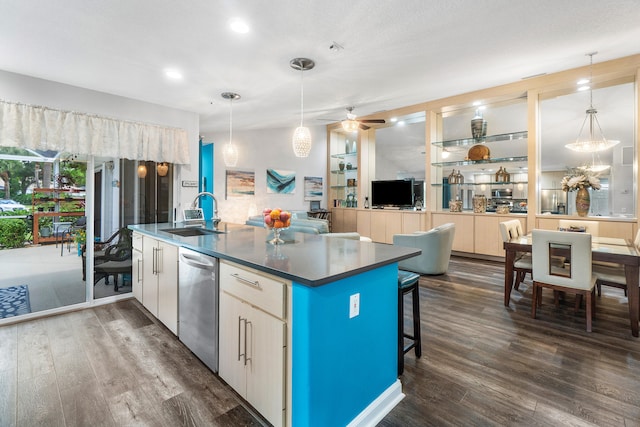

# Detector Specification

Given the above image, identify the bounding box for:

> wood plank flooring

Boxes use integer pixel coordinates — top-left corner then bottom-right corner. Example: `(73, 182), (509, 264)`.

(380, 256), (640, 427)
(1, 256), (639, 426)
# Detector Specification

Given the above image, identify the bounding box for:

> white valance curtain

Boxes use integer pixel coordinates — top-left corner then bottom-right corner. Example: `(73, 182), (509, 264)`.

(0, 100), (190, 164)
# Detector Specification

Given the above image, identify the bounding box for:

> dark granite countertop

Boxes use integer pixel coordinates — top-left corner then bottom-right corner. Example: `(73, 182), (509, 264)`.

(129, 222), (421, 287)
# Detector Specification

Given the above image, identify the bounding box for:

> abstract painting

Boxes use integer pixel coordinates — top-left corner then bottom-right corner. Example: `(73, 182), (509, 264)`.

(304, 176), (323, 200)
(226, 169), (255, 198)
(266, 169), (295, 194)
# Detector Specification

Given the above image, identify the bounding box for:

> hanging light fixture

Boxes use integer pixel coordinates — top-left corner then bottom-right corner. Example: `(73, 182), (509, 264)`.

(290, 58), (315, 157)
(137, 163), (147, 178)
(221, 92), (240, 167)
(565, 52), (620, 153)
(157, 162), (169, 177)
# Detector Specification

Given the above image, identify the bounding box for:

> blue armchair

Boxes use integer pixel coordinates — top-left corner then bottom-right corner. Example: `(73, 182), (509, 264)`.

(393, 223), (455, 275)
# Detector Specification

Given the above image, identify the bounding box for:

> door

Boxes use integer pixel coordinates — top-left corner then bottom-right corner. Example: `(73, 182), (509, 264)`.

(142, 236), (159, 316)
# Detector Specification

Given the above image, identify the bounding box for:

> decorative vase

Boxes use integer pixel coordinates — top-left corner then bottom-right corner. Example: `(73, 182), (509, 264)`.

(339, 161), (345, 171)
(575, 187), (590, 217)
(471, 109), (487, 140)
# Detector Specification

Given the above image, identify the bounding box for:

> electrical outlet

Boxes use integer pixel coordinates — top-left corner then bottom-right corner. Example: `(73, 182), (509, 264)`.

(349, 293), (360, 318)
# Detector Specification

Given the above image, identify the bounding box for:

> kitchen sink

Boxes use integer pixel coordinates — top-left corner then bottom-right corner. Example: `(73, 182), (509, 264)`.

(161, 227), (225, 237)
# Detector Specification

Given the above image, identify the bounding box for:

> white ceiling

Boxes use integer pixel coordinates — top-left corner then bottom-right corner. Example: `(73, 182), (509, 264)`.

(1, 0), (640, 136)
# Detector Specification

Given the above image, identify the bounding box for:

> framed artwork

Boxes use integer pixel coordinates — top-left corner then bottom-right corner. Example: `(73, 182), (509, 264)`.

(304, 176), (323, 200)
(225, 169), (255, 199)
(266, 169), (295, 194)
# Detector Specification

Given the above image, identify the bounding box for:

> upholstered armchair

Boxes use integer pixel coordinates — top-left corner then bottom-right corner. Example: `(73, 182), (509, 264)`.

(393, 223), (455, 275)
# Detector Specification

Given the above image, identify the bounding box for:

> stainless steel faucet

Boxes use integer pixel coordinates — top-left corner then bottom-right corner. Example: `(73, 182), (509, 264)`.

(192, 192), (221, 225)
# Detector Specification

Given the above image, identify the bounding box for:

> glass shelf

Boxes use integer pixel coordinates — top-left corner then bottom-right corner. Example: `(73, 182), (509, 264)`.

(431, 155), (528, 167)
(330, 185), (358, 189)
(432, 131), (528, 148)
(431, 181), (528, 187)
(331, 168), (358, 174)
(330, 152), (358, 159)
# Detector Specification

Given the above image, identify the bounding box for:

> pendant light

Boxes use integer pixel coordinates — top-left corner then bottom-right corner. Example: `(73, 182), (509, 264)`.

(222, 92), (240, 167)
(157, 162), (169, 177)
(137, 163), (147, 178)
(290, 58), (315, 157)
(565, 52), (620, 153)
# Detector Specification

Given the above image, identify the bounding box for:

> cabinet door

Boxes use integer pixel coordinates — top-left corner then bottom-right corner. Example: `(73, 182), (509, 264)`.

(219, 292), (247, 397)
(157, 241), (178, 334)
(142, 236), (159, 316)
(132, 248), (143, 303)
(247, 306), (286, 427)
(356, 210), (371, 239)
(432, 213), (474, 253)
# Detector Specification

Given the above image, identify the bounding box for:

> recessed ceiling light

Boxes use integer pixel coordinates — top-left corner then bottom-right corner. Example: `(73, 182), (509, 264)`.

(230, 18), (249, 34)
(390, 117), (398, 122)
(472, 101), (482, 106)
(577, 78), (589, 85)
(164, 69), (183, 80)
(578, 85), (590, 92)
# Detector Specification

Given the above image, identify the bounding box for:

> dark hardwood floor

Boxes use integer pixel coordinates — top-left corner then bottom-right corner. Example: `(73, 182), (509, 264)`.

(1, 256), (639, 426)
(381, 256), (640, 427)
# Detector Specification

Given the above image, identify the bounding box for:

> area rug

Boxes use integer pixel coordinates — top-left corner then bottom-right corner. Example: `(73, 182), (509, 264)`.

(0, 285), (31, 318)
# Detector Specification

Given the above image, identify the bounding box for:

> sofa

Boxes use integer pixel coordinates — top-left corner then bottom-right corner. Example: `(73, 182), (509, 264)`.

(393, 223), (456, 275)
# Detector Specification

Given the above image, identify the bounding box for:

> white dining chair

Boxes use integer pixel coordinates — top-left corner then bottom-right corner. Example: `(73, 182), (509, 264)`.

(531, 229), (597, 332)
(592, 229), (640, 298)
(499, 220), (531, 292)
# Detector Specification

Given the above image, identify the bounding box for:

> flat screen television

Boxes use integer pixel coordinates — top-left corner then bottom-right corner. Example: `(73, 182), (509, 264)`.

(371, 179), (414, 208)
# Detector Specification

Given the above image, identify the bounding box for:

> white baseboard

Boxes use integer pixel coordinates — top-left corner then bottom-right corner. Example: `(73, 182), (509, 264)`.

(347, 379), (405, 427)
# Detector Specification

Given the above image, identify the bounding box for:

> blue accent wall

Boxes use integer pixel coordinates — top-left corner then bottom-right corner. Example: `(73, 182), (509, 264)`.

(199, 141), (214, 220)
(292, 263), (398, 426)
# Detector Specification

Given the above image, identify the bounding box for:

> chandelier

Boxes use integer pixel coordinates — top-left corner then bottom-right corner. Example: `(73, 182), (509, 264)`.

(565, 52), (620, 153)
(290, 58), (315, 157)
(222, 92), (240, 167)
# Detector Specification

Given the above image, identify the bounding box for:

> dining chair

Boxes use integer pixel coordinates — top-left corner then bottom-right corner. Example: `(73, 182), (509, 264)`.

(558, 219), (599, 236)
(592, 229), (640, 298)
(499, 220), (531, 292)
(531, 229), (597, 332)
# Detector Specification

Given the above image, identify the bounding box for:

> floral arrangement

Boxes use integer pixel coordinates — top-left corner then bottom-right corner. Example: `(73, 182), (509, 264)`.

(561, 169), (601, 192)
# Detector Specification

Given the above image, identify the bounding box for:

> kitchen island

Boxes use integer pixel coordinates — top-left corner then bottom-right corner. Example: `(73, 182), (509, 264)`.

(129, 221), (421, 427)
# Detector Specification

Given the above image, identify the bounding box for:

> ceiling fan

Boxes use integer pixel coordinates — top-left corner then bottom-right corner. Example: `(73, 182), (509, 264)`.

(339, 107), (386, 131)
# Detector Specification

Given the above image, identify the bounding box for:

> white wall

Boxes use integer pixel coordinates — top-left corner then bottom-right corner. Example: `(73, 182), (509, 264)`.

(0, 69), (200, 211)
(203, 126), (327, 225)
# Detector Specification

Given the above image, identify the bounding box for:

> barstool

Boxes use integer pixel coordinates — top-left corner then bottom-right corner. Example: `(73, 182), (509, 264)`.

(398, 270), (422, 375)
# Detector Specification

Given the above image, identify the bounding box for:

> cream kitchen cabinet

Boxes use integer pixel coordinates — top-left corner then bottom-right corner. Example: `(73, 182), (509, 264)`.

(141, 235), (178, 334)
(218, 260), (288, 427)
(132, 232), (143, 302)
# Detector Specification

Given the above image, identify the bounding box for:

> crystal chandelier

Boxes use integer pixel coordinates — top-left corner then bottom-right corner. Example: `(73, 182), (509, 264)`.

(290, 58), (315, 157)
(222, 92), (240, 167)
(565, 52), (620, 153)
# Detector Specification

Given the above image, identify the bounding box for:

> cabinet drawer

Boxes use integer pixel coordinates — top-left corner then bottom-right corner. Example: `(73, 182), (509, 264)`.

(220, 261), (287, 319)
(132, 232), (143, 251)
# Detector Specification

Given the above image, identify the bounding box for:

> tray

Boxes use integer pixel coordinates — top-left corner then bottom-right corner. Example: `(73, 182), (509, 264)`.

(467, 144), (490, 160)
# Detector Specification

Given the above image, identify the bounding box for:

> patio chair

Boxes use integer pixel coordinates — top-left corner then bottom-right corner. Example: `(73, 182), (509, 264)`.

(82, 227), (132, 282)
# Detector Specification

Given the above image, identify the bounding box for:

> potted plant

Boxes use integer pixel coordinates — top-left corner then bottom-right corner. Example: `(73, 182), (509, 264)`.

(74, 229), (86, 256)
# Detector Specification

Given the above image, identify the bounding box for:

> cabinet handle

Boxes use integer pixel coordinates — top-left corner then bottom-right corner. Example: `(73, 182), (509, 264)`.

(237, 316), (242, 361)
(230, 273), (261, 290)
(244, 320), (252, 366)
(157, 247), (163, 274)
(152, 248), (156, 274)
(137, 258), (142, 282)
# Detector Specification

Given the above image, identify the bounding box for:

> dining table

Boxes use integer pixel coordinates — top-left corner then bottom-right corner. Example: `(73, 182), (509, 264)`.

(504, 234), (640, 337)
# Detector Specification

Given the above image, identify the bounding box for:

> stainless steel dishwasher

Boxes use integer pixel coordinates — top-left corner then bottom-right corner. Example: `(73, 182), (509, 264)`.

(178, 247), (219, 372)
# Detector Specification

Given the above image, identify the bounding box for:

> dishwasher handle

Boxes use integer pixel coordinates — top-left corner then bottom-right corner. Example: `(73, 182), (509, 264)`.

(179, 251), (216, 271)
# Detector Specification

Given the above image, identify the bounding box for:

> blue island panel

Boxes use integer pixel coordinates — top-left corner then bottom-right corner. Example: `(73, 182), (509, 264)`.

(292, 263), (398, 426)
